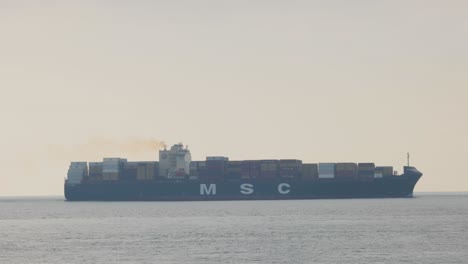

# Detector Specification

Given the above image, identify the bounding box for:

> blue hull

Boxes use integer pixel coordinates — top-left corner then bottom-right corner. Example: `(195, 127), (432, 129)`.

(64, 173), (422, 201)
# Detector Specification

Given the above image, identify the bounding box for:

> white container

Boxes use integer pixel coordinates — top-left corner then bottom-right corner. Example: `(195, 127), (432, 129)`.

(318, 174), (335, 179)
(318, 163), (335, 178)
(319, 163), (335, 171)
(66, 161), (88, 185)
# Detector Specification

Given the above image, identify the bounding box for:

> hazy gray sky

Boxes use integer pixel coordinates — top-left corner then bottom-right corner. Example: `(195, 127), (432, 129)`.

(1, 1), (467, 195)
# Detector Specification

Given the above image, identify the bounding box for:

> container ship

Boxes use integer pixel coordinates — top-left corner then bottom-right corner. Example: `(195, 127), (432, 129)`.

(64, 143), (422, 201)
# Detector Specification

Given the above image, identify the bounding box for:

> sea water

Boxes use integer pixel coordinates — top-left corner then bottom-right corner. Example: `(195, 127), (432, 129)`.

(0, 193), (467, 264)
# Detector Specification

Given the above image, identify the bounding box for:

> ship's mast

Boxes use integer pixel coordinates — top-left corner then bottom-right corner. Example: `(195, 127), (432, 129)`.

(407, 152), (410, 167)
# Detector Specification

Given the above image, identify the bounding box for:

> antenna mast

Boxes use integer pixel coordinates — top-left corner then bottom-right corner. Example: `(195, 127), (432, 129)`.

(407, 152), (410, 167)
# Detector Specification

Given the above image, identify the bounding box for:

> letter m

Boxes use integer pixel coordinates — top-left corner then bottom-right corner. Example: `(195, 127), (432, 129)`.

(200, 184), (216, 195)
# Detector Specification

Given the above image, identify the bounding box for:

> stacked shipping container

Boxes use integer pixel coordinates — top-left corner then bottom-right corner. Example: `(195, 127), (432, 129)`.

(102, 158), (122, 181)
(196, 161), (207, 179)
(374, 166), (393, 178)
(202, 157), (228, 181)
(74, 157), (396, 184)
(226, 161), (242, 180)
(260, 160), (278, 179)
(249, 161), (261, 179)
(67, 162), (88, 184)
(241, 161), (251, 180)
(136, 162), (159, 181)
(301, 163), (318, 179)
(123, 162), (137, 181)
(335, 163), (358, 180)
(238, 160), (261, 180)
(88, 162), (102, 181)
(358, 163), (375, 181)
(189, 161), (200, 180)
(318, 163), (336, 179)
(279, 160), (302, 178)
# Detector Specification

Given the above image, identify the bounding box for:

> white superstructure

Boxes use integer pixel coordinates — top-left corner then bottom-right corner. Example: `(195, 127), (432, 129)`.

(159, 143), (191, 179)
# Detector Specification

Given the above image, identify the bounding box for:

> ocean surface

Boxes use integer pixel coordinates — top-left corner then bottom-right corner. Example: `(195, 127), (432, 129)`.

(0, 194), (467, 264)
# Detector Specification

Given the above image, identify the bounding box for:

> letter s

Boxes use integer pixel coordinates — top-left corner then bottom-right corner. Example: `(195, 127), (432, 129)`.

(240, 183), (254, 195)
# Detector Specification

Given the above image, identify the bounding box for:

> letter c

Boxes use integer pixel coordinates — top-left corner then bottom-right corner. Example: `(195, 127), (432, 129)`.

(278, 183), (290, 194)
